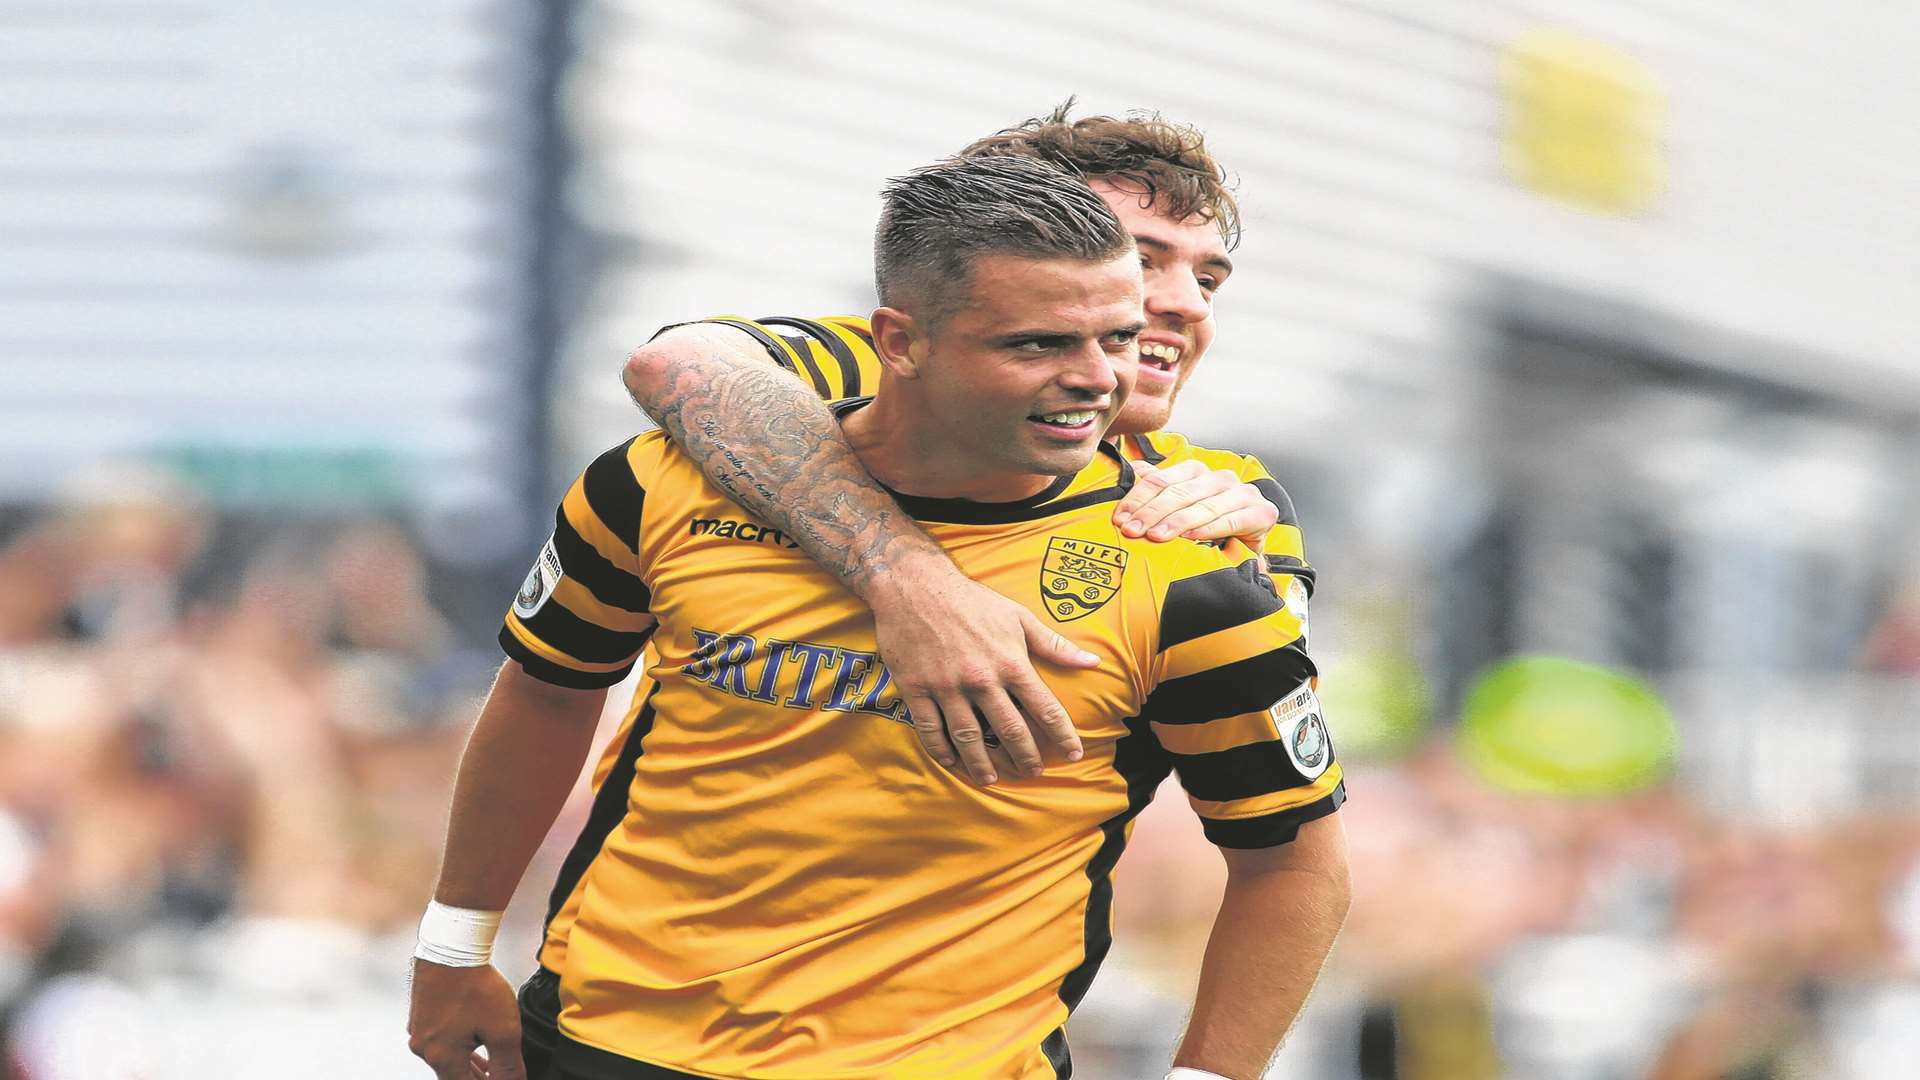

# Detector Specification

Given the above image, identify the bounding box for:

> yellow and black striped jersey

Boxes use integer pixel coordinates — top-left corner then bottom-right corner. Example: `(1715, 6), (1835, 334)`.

(653, 313), (885, 401)
(533, 313), (886, 977)
(501, 404), (1343, 1079)
(533, 315), (1321, 990)
(1118, 429), (1313, 595)
(647, 315), (1307, 597)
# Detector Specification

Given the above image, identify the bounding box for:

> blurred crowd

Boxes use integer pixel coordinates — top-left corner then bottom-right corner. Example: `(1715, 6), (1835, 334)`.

(0, 469), (495, 1078)
(1, 470), (1919, 1079)
(1079, 760), (1920, 1078)
(1089, 599), (1920, 1079)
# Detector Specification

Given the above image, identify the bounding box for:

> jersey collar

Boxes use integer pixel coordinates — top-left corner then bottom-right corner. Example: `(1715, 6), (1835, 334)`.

(829, 397), (1134, 524)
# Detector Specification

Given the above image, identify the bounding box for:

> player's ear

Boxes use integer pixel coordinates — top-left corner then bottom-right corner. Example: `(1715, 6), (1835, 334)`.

(869, 307), (926, 380)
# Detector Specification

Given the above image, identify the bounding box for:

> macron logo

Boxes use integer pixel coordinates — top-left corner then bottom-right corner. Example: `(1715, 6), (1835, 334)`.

(688, 518), (801, 549)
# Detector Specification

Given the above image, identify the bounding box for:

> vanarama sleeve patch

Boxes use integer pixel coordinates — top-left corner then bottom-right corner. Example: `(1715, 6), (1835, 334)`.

(514, 536), (564, 619)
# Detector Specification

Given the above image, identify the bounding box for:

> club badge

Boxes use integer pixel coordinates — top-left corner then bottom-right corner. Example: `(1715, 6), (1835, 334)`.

(1040, 536), (1128, 622)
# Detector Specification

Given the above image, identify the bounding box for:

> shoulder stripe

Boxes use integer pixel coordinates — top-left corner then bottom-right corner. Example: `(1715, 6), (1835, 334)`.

(499, 623), (635, 689)
(580, 438), (645, 551)
(1268, 556), (1317, 596)
(1189, 764), (1344, 820)
(777, 334), (818, 378)
(551, 511), (652, 613)
(774, 332), (839, 396)
(1162, 614), (1298, 683)
(1251, 478), (1298, 527)
(1174, 739), (1321, 802)
(1201, 782), (1346, 849)
(1267, 553), (1310, 575)
(1159, 559), (1282, 652)
(515, 597), (654, 665)
(767, 317), (863, 397)
(1151, 709), (1280, 756)
(1263, 521), (1306, 563)
(703, 317), (792, 370)
(502, 614), (629, 672)
(823, 315), (874, 349)
(1138, 643), (1315, 727)
(710, 318), (831, 397)
(1231, 453), (1274, 484)
(1128, 433), (1165, 464)
(789, 339), (833, 398)
(552, 577), (653, 633)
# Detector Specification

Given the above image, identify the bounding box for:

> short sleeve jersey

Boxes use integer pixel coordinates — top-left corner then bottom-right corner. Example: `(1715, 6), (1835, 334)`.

(532, 314), (885, 974)
(531, 315), (1321, 986)
(501, 407), (1344, 1079)
(654, 313), (885, 401)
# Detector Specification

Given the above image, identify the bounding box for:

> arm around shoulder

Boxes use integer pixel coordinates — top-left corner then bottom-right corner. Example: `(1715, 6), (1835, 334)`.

(622, 318), (1096, 784)
(623, 322), (790, 420)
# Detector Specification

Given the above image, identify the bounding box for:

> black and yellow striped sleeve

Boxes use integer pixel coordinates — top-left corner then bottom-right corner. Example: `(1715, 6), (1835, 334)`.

(1225, 452), (1315, 597)
(1141, 554), (1343, 848)
(1137, 430), (1315, 595)
(651, 314), (882, 401)
(758, 315), (884, 399)
(499, 438), (657, 689)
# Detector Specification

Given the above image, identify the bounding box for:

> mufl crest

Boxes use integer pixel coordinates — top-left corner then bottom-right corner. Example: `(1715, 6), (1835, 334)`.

(1040, 536), (1128, 622)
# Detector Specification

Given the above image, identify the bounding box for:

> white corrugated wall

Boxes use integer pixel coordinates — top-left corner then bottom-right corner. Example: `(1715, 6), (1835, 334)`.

(557, 0), (1919, 466)
(2, 0), (539, 531)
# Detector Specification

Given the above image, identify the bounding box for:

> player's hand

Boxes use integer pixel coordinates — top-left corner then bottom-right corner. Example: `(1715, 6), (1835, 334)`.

(408, 960), (526, 1079)
(1113, 459), (1278, 548)
(870, 562), (1095, 785)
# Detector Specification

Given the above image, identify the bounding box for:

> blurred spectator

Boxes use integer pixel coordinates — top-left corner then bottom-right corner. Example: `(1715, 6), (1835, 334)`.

(321, 523), (455, 663)
(0, 472), (483, 1076)
(0, 465), (209, 649)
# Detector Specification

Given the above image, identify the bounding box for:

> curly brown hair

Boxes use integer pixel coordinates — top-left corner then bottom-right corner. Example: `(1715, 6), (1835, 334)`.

(958, 98), (1241, 250)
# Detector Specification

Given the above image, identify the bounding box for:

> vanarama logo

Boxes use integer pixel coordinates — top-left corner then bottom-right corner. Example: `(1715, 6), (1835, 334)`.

(1270, 685), (1332, 781)
(689, 518), (801, 549)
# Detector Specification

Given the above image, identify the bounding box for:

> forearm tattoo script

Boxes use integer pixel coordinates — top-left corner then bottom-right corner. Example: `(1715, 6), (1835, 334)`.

(642, 356), (941, 592)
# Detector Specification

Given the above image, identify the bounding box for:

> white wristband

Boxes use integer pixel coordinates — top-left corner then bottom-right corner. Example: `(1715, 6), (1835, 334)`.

(412, 901), (503, 967)
(1167, 1070), (1233, 1080)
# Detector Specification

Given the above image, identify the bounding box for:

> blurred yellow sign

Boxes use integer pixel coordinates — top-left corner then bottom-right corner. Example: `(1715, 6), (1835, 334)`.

(1500, 29), (1665, 215)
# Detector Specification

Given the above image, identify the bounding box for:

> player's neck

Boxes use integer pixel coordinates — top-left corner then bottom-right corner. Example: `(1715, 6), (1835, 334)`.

(841, 395), (1057, 503)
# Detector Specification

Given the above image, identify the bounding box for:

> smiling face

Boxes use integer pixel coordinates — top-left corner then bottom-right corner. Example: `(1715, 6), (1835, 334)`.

(884, 252), (1145, 495)
(1090, 178), (1234, 436)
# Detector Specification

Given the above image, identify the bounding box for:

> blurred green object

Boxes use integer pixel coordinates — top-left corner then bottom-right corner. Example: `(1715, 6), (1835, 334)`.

(1456, 655), (1677, 796)
(160, 444), (404, 508)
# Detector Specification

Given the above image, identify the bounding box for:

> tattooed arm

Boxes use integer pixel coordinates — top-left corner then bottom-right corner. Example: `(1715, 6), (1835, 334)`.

(624, 324), (1093, 783)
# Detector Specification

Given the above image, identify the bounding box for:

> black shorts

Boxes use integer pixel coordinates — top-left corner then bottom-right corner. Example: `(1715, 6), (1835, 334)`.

(516, 966), (706, 1080)
(516, 966), (565, 1080)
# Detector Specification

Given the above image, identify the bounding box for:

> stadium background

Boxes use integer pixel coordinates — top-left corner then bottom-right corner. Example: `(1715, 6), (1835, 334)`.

(2, 1), (1918, 1076)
